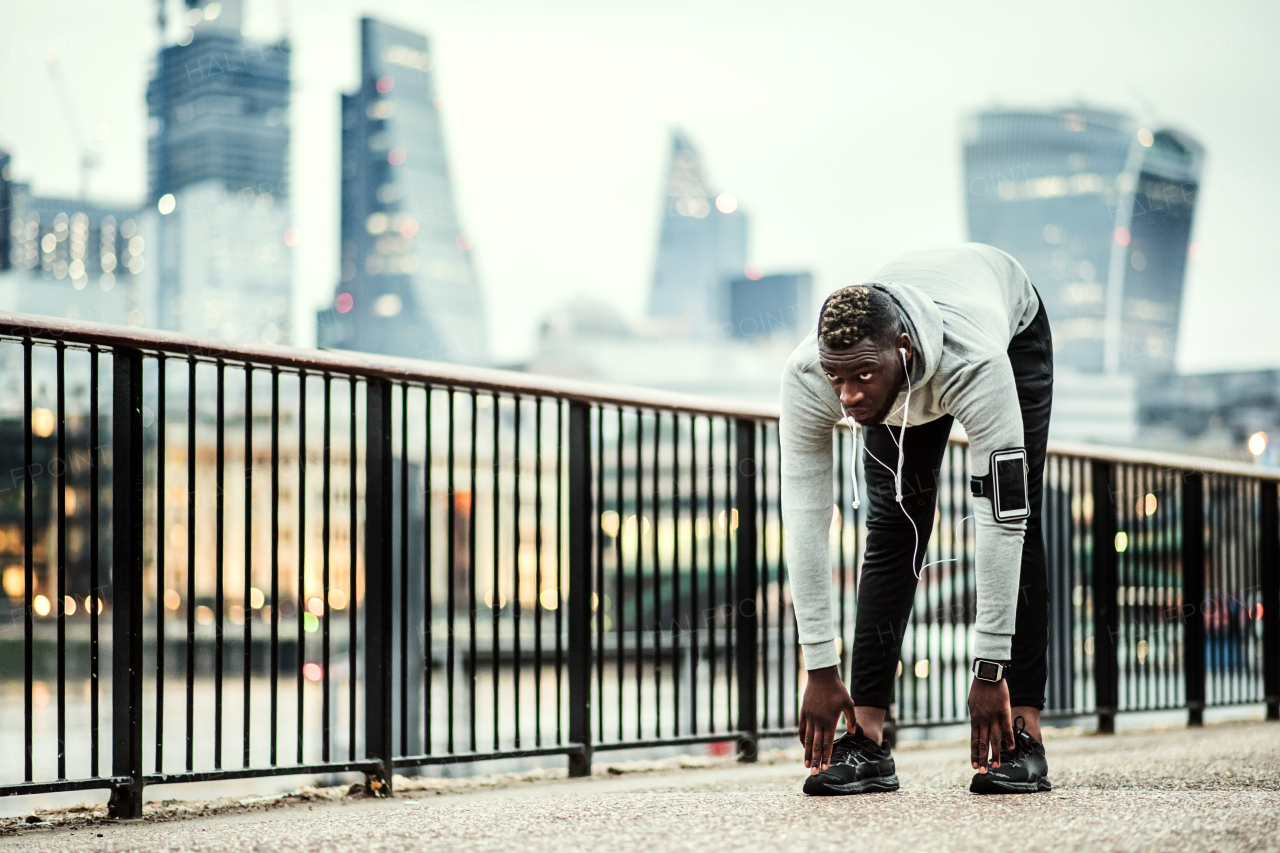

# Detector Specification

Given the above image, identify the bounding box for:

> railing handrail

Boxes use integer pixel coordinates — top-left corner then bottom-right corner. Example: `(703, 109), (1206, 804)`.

(2, 310), (1276, 481)
(0, 311), (779, 421)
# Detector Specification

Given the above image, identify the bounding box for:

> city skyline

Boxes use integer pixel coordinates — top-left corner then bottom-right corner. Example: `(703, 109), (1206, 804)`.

(1, 1), (1277, 372)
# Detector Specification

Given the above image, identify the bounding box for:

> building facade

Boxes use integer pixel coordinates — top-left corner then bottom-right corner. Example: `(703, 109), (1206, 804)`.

(724, 272), (812, 342)
(647, 130), (748, 336)
(963, 107), (1203, 377)
(1, 182), (144, 326)
(318, 17), (489, 365)
(145, 0), (293, 344)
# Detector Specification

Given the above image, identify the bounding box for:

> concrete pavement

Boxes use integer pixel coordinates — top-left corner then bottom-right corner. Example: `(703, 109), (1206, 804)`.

(4, 720), (1279, 852)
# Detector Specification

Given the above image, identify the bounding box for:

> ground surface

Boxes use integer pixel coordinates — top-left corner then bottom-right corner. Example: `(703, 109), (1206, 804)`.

(4, 721), (1279, 852)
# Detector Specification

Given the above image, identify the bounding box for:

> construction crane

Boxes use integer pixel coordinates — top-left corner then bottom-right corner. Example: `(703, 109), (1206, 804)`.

(44, 51), (99, 199)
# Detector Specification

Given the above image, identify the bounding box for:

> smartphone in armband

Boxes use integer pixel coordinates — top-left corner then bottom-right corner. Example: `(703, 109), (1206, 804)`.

(990, 448), (1030, 523)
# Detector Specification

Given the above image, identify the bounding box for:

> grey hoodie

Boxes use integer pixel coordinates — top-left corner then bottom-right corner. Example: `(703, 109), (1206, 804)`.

(780, 243), (1041, 670)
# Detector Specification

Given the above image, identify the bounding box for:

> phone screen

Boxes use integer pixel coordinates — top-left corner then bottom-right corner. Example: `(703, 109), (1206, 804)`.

(995, 454), (1028, 516)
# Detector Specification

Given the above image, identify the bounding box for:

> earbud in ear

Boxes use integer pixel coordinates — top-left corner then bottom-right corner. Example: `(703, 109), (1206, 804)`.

(899, 347), (908, 359)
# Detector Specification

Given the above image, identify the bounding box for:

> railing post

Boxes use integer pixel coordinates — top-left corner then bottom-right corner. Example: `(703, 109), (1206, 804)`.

(734, 420), (759, 761)
(1259, 480), (1278, 721)
(567, 401), (593, 776)
(108, 347), (144, 819)
(1090, 460), (1119, 735)
(364, 379), (394, 794)
(1182, 472), (1206, 727)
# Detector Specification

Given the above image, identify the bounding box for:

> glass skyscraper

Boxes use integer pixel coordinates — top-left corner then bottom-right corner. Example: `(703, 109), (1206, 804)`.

(963, 107), (1203, 375)
(318, 17), (489, 365)
(144, 0), (293, 344)
(647, 129), (748, 336)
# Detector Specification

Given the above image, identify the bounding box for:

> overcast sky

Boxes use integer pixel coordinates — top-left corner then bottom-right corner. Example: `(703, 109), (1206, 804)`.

(2, 0), (1277, 371)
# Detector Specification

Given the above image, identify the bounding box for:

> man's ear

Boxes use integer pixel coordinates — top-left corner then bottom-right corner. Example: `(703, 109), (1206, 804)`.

(895, 332), (912, 361)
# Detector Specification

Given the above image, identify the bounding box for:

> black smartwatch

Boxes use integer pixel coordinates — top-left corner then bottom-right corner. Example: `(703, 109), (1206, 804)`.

(971, 659), (1009, 683)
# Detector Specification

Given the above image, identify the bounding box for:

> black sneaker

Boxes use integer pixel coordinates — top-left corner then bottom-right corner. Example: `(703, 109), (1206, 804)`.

(969, 716), (1052, 794)
(802, 726), (900, 796)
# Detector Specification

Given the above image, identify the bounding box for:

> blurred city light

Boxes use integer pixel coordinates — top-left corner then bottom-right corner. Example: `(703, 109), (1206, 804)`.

(1248, 431), (1267, 456)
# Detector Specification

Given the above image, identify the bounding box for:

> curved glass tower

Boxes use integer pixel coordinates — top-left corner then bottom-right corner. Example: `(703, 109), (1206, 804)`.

(647, 130), (747, 336)
(320, 17), (489, 365)
(963, 108), (1203, 375)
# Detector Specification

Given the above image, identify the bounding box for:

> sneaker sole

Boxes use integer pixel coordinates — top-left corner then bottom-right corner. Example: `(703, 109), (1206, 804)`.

(803, 774), (900, 796)
(968, 775), (1052, 795)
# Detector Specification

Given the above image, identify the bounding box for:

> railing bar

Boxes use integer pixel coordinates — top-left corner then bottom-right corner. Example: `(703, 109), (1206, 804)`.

(186, 357), (197, 771)
(491, 392), (501, 751)
(758, 423), (769, 727)
(1211, 474), (1222, 704)
(1235, 476), (1246, 702)
(672, 412), (681, 737)
(154, 354), (166, 773)
(555, 399), (564, 745)
(1123, 464), (1133, 712)
(514, 394), (523, 750)
(588, 402), (599, 745)
(322, 373), (332, 762)
(215, 360), (226, 769)
(349, 376), (360, 760)
(423, 385), (433, 756)
(615, 406), (624, 742)
(399, 383), (409, 757)
(652, 409), (662, 739)
(771, 424), (783, 728)
(270, 367), (280, 765)
(468, 389), (480, 753)
(541, 396), (551, 748)
(89, 346), (101, 778)
(689, 415), (700, 736)
(296, 370), (307, 765)
(726, 417), (736, 732)
(22, 338), (32, 783)
(635, 408), (644, 740)
(56, 342), (67, 780)
(707, 416), (717, 733)
(1234, 477), (1244, 701)
(446, 388), (456, 754)
(244, 365), (254, 768)
(1224, 474), (1233, 702)
(1140, 466), (1151, 709)
(1208, 472), (1218, 706)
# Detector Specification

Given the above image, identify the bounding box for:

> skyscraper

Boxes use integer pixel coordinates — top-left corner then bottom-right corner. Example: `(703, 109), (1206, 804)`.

(1, 173), (142, 325)
(964, 107), (1202, 376)
(647, 130), (747, 335)
(318, 17), (489, 365)
(145, 0), (293, 344)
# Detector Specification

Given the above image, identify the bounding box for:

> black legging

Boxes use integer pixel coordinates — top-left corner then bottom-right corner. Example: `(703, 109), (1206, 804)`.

(849, 297), (1053, 710)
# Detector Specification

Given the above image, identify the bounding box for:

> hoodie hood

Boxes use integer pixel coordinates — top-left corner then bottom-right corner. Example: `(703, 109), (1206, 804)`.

(869, 280), (944, 393)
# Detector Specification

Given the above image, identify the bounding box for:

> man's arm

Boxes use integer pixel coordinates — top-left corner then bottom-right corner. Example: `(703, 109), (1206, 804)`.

(779, 358), (841, 670)
(779, 354), (854, 771)
(943, 354), (1026, 770)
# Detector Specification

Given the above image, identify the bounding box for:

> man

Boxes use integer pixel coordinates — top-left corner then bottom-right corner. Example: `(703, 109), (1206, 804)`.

(780, 243), (1053, 795)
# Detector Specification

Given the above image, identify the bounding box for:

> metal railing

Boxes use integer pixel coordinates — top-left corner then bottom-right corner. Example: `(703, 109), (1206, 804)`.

(0, 312), (1276, 816)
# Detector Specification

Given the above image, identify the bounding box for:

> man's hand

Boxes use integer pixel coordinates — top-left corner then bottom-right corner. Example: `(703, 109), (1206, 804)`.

(968, 677), (1014, 773)
(798, 666), (856, 774)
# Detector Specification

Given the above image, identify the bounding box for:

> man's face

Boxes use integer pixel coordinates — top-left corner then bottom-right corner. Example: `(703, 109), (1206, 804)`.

(819, 333), (912, 425)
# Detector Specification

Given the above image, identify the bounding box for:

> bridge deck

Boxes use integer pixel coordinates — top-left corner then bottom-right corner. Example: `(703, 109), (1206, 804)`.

(5, 721), (1279, 852)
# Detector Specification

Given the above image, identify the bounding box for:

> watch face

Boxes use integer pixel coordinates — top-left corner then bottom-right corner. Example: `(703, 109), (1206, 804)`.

(976, 661), (1000, 681)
